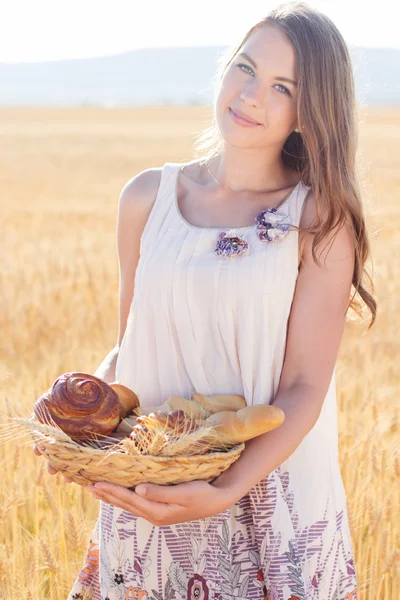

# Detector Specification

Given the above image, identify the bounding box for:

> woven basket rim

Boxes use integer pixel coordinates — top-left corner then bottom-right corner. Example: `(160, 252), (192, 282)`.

(22, 415), (245, 462)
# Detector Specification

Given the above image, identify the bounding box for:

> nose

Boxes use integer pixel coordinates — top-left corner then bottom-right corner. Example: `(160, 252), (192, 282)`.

(239, 80), (264, 109)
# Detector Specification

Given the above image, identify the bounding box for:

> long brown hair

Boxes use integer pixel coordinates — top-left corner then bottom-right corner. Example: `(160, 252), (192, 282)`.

(192, 0), (377, 329)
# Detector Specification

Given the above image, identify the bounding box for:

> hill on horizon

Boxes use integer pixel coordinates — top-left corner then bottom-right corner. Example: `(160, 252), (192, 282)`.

(1, 45), (399, 107)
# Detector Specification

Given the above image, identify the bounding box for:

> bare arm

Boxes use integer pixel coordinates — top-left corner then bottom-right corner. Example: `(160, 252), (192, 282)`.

(93, 168), (163, 383)
(213, 199), (356, 503)
(33, 167), (163, 475)
(93, 346), (120, 383)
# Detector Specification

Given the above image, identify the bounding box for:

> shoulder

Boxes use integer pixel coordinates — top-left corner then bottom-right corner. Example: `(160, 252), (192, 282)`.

(116, 166), (166, 233)
(119, 166), (164, 211)
(298, 188), (356, 269)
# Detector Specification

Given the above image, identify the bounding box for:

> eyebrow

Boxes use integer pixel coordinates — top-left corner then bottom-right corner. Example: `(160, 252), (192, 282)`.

(237, 51), (298, 87)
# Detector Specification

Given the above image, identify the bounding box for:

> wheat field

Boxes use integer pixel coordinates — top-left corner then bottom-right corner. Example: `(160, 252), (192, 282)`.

(0, 105), (398, 599)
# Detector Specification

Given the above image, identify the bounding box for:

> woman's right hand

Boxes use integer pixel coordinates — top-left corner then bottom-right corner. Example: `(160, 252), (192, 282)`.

(33, 444), (74, 483)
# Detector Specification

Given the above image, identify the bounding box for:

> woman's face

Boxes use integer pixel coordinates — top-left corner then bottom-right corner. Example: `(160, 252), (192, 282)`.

(215, 24), (299, 150)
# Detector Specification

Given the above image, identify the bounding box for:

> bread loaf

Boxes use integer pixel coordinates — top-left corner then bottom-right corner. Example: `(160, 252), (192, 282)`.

(33, 372), (140, 441)
(108, 382), (140, 418)
(165, 396), (211, 419)
(204, 404), (285, 445)
(135, 396), (211, 419)
(135, 393), (245, 419)
(191, 393), (247, 413)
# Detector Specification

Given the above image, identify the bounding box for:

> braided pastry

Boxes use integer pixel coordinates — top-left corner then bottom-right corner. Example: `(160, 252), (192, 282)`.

(129, 424), (154, 453)
(135, 409), (201, 436)
(129, 409), (203, 454)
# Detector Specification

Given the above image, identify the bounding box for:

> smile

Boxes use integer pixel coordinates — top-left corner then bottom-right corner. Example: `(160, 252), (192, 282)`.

(229, 107), (261, 127)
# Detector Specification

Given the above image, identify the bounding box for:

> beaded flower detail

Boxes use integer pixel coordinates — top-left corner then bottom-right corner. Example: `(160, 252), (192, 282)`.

(255, 207), (292, 242)
(214, 230), (249, 259)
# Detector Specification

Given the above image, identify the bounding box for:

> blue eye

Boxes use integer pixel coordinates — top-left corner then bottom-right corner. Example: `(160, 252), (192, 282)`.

(236, 63), (254, 76)
(236, 64), (291, 96)
(275, 83), (291, 96)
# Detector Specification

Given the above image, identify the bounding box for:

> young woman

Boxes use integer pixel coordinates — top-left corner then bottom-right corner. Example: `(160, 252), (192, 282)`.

(61, 2), (376, 598)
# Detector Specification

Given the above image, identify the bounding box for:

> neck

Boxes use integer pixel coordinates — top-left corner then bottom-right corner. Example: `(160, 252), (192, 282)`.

(206, 148), (296, 194)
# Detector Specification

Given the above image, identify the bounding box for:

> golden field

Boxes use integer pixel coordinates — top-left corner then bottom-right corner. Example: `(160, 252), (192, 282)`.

(0, 105), (398, 599)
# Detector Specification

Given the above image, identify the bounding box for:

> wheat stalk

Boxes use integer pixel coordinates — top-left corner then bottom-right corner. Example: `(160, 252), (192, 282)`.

(158, 426), (230, 456)
(389, 413), (398, 434)
(126, 415), (233, 457)
(372, 445), (380, 474)
(383, 498), (392, 523)
(39, 538), (58, 573)
(66, 510), (81, 551)
(394, 455), (400, 478)
(13, 445), (20, 471)
(382, 548), (400, 574)
(14, 416), (73, 443)
(121, 437), (143, 455)
(0, 494), (26, 521)
(381, 448), (387, 473)
(369, 508), (382, 536)
(0, 557), (7, 584)
(40, 478), (61, 516)
(372, 403), (378, 421)
(380, 529), (389, 554)
(35, 461), (45, 486)
(25, 542), (37, 581)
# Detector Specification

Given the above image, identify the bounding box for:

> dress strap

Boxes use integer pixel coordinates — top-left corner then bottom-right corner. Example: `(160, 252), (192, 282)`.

(139, 162), (179, 255)
(286, 180), (312, 228)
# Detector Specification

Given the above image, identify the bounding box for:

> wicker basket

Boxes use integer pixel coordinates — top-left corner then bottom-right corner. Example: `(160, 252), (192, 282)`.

(17, 414), (245, 489)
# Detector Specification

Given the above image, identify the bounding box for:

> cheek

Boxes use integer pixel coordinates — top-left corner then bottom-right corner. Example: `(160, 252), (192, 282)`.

(214, 94), (232, 129)
(216, 69), (240, 101)
(267, 98), (295, 126)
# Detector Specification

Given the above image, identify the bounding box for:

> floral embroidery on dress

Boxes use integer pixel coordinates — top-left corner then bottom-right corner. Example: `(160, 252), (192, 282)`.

(214, 230), (249, 259)
(255, 207), (292, 242)
(214, 207), (293, 259)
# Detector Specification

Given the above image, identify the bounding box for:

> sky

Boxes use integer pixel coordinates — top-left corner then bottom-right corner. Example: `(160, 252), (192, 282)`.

(1, 0), (396, 64)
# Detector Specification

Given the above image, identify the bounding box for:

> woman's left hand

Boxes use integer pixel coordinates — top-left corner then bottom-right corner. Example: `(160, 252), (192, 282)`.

(87, 479), (233, 525)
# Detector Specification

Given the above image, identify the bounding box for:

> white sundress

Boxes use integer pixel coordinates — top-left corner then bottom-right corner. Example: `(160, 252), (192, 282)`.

(68, 160), (359, 600)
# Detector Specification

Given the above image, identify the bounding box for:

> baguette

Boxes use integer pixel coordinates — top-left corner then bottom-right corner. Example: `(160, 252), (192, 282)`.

(133, 396), (211, 419)
(204, 404), (285, 445)
(165, 396), (211, 419)
(191, 393), (246, 413)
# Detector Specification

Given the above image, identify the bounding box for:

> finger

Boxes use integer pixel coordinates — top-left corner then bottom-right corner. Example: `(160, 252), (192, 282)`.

(33, 445), (41, 456)
(47, 463), (58, 475)
(93, 483), (160, 518)
(135, 481), (191, 506)
(93, 489), (148, 518)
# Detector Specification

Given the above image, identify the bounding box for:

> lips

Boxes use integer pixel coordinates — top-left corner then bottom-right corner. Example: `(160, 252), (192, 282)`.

(229, 107), (261, 126)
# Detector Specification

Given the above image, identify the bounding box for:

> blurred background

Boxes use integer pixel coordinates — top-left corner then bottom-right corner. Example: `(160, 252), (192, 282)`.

(0, 1), (398, 598)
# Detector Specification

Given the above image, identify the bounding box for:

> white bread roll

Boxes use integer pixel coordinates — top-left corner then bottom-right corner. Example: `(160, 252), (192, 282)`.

(109, 382), (140, 419)
(204, 404), (285, 445)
